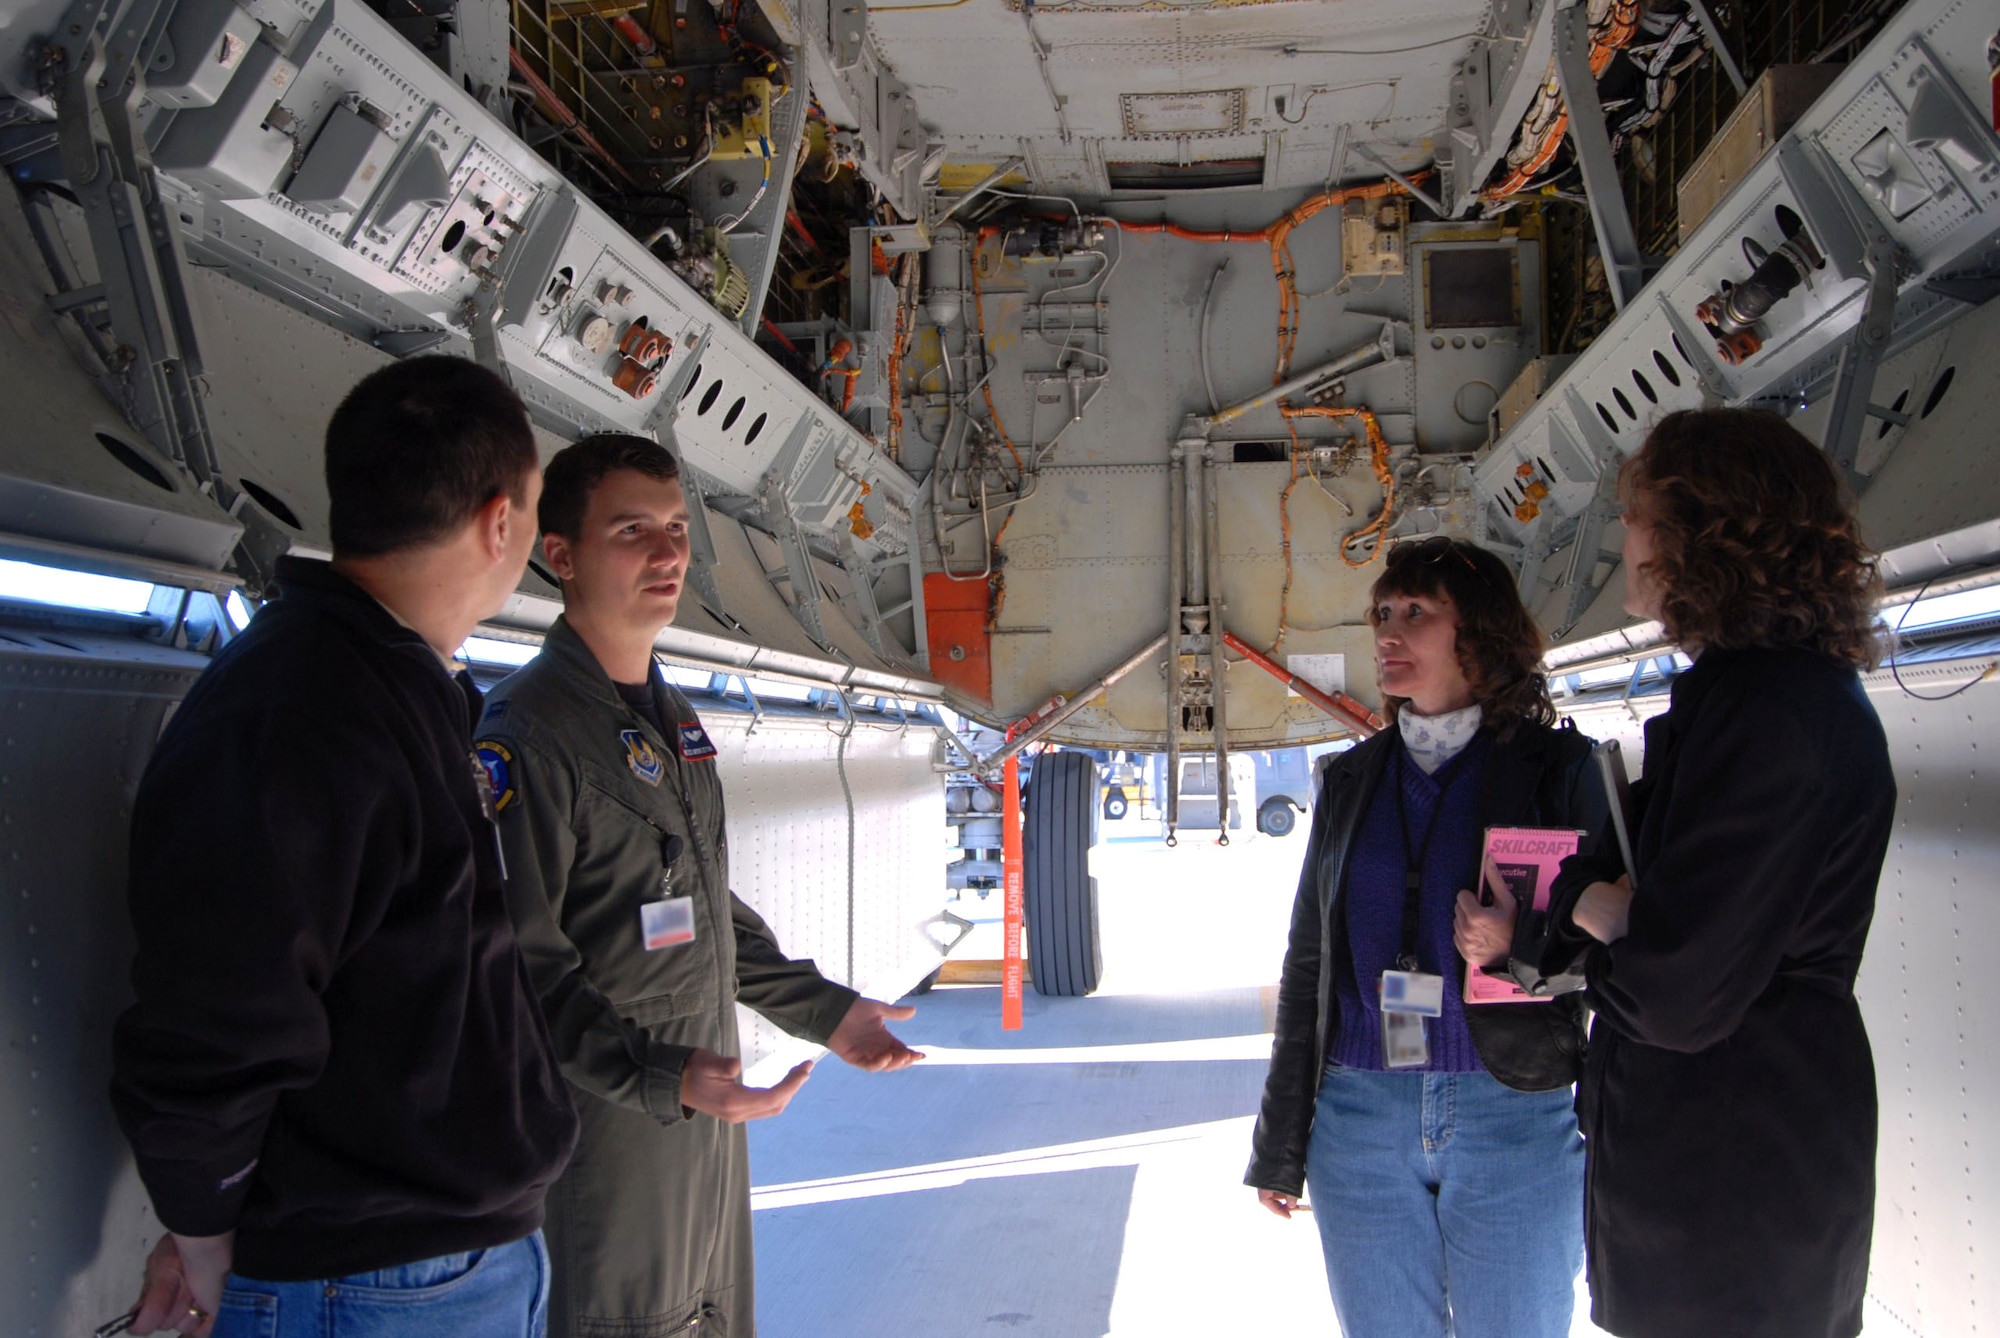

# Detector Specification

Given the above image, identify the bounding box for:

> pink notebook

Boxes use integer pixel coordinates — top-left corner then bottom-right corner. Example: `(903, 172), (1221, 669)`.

(1464, 826), (1581, 1004)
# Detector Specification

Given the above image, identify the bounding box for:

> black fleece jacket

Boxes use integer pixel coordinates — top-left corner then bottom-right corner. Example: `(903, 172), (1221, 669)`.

(110, 557), (578, 1280)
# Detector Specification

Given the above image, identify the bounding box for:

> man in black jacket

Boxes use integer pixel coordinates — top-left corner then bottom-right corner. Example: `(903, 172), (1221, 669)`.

(110, 357), (579, 1337)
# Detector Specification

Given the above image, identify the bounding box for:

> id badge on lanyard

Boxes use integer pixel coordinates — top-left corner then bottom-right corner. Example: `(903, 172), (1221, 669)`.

(640, 831), (696, 950)
(1380, 968), (1445, 1068)
(1383, 742), (1463, 1069)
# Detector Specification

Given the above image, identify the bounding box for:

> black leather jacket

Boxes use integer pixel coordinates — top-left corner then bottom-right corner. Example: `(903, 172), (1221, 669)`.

(1245, 718), (1606, 1196)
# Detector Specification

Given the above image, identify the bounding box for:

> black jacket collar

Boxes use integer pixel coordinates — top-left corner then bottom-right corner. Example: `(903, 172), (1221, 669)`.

(271, 556), (453, 673)
(270, 556), (478, 724)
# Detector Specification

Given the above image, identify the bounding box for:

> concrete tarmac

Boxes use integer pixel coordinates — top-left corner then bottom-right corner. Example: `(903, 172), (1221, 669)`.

(749, 811), (1892, 1337)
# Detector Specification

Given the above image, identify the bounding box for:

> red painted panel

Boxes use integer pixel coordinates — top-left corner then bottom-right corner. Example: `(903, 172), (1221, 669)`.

(922, 573), (993, 704)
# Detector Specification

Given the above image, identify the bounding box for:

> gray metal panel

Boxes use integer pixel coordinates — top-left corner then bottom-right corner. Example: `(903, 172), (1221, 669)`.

(1857, 664), (2000, 1335)
(1479, 0), (2000, 633)
(0, 636), (209, 1338)
(0, 188), (242, 570)
(53, 0), (919, 569)
(867, 0), (1486, 197)
(720, 710), (946, 1076)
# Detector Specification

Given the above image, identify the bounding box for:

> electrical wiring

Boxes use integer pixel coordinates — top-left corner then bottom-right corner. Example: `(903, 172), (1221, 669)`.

(715, 136), (773, 234)
(885, 254), (917, 461)
(1111, 173), (1418, 382)
(1888, 578), (2000, 702)
(1282, 405), (1396, 568)
(1482, 0), (1641, 200)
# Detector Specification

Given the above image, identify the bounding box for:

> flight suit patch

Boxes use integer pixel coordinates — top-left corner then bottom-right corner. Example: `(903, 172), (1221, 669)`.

(621, 729), (666, 786)
(677, 722), (718, 761)
(474, 740), (517, 812)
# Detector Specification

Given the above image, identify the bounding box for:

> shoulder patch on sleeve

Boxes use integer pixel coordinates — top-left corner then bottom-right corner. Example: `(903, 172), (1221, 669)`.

(677, 721), (718, 761)
(475, 739), (518, 811)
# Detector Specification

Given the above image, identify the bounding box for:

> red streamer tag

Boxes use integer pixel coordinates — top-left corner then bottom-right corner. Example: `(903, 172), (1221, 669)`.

(1001, 754), (1025, 1030)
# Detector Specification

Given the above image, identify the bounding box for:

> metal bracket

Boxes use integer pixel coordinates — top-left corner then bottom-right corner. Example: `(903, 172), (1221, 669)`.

(645, 321), (713, 432)
(839, 530), (887, 658)
(1681, 0), (1747, 95)
(464, 281), (509, 382)
(1551, 472), (1621, 641)
(1350, 143), (1447, 217)
(1821, 232), (1900, 483)
(1552, 0), (1646, 310)
(1441, 0), (1558, 216)
(676, 467), (732, 627)
(47, 1), (284, 586)
(759, 466), (830, 648)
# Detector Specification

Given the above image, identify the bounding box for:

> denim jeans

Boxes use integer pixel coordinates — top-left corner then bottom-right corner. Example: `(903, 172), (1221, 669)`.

(1304, 1066), (1583, 1338)
(211, 1232), (550, 1338)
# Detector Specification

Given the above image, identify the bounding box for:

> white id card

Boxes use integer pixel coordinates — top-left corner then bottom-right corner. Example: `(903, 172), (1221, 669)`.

(1380, 970), (1445, 1017)
(1383, 1010), (1429, 1068)
(640, 896), (697, 950)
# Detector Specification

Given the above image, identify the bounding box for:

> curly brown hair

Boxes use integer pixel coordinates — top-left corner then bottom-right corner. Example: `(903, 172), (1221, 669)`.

(1621, 408), (1881, 668)
(1368, 537), (1557, 738)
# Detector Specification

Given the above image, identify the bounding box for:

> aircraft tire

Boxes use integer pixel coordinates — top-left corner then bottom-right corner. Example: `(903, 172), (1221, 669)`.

(1258, 798), (1298, 837)
(1025, 751), (1103, 997)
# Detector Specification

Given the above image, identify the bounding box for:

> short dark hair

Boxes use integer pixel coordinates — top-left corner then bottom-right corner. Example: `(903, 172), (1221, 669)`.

(1622, 408), (1881, 667)
(539, 433), (681, 540)
(324, 357), (537, 557)
(1368, 536), (1556, 738)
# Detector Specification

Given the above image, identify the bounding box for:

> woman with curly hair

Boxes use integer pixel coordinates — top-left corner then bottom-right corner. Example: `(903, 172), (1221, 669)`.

(1247, 536), (1606, 1336)
(1555, 408), (1895, 1338)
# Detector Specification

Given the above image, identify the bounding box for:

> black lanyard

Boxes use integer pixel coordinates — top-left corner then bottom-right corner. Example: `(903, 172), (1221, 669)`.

(1391, 736), (1478, 973)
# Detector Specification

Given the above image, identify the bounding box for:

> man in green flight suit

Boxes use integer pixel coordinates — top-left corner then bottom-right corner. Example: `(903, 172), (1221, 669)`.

(475, 431), (924, 1338)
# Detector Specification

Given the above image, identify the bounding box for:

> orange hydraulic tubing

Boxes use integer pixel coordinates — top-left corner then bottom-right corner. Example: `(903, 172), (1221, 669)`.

(1281, 404), (1396, 567)
(1222, 632), (1384, 737)
(505, 49), (638, 186)
(1001, 753), (1025, 1030)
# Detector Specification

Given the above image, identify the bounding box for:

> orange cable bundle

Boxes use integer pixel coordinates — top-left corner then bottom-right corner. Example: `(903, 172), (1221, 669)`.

(1282, 405), (1396, 568)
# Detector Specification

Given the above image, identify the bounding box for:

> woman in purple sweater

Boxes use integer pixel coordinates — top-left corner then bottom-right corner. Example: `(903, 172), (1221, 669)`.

(1247, 537), (1605, 1337)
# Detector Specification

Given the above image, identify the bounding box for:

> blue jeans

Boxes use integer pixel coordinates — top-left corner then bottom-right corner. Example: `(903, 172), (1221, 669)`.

(1304, 1066), (1583, 1338)
(212, 1233), (550, 1338)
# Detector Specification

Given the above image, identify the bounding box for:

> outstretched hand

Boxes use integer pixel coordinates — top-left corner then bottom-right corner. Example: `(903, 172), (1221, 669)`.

(827, 997), (926, 1072)
(680, 1049), (814, 1123)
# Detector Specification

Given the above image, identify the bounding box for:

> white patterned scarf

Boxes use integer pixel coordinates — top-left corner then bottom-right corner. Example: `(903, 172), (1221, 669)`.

(1397, 703), (1485, 775)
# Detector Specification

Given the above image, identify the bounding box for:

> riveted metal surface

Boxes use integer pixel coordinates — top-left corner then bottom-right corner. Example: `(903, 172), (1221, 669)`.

(867, 0), (1485, 195)
(950, 221), (1413, 738)
(706, 711), (945, 1073)
(1857, 665), (2000, 1335)
(0, 640), (208, 1338)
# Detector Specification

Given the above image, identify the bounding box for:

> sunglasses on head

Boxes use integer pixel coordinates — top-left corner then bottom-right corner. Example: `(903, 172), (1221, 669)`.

(1391, 535), (1485, 578)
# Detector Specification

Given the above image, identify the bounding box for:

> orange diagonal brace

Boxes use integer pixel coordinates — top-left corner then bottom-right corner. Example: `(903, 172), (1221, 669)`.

(1221, 631), (1384, 737)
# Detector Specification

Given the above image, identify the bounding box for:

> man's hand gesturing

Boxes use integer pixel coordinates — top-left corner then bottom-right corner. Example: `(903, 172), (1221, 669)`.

(828, 998), (926, 1072)
(680, 1050), (814, 1123)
